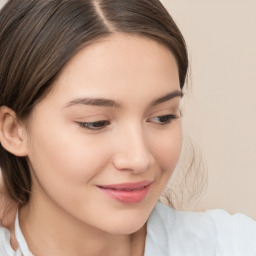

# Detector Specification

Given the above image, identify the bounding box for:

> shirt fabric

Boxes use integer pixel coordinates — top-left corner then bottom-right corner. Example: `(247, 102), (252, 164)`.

(1, 202), (256, 256)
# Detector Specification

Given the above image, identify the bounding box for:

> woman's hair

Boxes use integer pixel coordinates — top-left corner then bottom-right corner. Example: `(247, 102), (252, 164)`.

(0, 0), (188, 206)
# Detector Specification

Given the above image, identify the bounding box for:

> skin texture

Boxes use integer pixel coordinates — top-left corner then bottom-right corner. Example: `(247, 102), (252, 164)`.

(1, 34), (182, 255)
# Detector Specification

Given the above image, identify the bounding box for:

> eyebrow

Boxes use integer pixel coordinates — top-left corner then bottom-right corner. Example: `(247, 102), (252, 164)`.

(64, 98), (121, 108)
(64, 90), (183, 109)
(150, 90), (183, 106)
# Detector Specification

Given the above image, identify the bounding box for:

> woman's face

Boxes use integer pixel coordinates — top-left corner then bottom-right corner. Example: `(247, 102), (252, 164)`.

(24, 34), (182, 234)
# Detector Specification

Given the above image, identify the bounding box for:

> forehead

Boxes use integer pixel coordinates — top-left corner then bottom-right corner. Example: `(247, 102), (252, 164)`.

(45, 34), (180, 105)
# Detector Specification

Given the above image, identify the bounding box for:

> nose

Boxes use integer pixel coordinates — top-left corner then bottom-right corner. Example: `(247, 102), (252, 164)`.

(112, 126), (155, 173)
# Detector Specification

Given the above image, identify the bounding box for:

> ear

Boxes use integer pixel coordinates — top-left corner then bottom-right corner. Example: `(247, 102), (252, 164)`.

(0, 106), (28, 157)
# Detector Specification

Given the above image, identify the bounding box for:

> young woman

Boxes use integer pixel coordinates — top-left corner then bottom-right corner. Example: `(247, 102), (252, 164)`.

(0, 0), (256, 255)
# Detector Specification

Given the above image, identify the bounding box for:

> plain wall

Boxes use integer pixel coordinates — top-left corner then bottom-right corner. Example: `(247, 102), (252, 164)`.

(0, 0), (4, 8)
(161, 0), (256, 218)
(0, 0), (255, 218)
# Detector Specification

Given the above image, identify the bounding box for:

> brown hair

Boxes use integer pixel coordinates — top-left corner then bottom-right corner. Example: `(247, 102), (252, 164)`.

(0, 0), (188, 205)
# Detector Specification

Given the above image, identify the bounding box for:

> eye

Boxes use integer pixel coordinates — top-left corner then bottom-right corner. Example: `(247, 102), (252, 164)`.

(148, 114), (179, 125)
(77, 120), (110, 130)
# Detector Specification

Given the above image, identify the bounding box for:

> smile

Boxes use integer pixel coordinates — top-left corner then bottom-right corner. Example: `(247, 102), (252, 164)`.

(97, 181), (152, 204)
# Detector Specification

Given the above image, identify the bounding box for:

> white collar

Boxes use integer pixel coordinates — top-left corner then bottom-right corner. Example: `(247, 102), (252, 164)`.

(15, 210), (33, 256)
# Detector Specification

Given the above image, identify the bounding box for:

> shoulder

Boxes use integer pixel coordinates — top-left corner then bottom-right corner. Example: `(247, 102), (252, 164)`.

(145, 202), (256, 256)
(205, 208), (256, 255)
(0, 224), (15, 256)
(145, 202), (217, 255)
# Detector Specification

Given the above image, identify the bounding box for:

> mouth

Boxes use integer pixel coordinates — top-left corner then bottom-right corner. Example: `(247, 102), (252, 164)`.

(97, 181), (152, 204)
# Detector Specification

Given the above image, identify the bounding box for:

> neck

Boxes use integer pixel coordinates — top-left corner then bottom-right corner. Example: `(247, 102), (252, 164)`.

(19, 191), (146, 256)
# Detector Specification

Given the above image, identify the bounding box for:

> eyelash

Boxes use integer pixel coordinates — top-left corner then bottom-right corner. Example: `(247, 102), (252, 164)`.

(77, 114), (179, 131)
(77, 120), (110, 130)
(148, 114), (179, 125)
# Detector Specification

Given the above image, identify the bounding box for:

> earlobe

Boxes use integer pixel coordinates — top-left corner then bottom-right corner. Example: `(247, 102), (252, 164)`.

(0, 106), (28, 157)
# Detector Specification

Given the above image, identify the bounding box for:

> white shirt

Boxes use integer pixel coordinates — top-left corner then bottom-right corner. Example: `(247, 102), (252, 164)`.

(1, 202), (256, 255)
(145, 202), (256, 255)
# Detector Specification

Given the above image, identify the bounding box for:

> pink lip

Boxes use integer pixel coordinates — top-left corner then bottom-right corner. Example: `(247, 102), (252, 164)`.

(97, 181), (152, 204)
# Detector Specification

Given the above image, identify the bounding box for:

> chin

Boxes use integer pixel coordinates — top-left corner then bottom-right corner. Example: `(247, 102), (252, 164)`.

(99, 208), (151, 235)
(107, 220), (146, 235)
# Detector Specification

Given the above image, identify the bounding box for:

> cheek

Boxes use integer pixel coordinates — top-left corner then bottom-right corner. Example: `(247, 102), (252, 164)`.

(153, 124), (182, 174)
(26, 126), (114, 219)
(26, 120), (111, 190)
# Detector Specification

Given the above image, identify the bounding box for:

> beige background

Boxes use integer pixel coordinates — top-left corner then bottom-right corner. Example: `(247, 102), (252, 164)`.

(161, 0), (256, 218)
(1, 0), (256, 218)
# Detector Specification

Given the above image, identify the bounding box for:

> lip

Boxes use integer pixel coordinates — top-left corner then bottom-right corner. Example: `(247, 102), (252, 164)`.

(97, 180), (152, 204)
